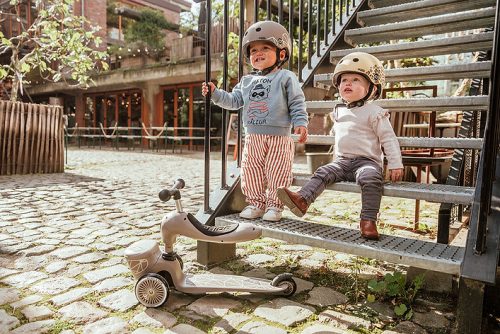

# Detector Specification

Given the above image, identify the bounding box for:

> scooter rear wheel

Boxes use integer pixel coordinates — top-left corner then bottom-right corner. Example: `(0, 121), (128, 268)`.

(271, 273), (297, 297)
(135, 273), (170, 307)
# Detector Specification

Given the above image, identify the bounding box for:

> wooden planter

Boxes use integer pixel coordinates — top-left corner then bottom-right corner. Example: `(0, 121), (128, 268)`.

(0, 101), (64, 175)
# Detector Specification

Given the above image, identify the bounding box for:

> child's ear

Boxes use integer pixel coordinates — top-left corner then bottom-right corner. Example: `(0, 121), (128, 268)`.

(279, 49), (287, 61)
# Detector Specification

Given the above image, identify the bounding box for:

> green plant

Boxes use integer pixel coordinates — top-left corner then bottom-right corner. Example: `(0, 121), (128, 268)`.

(124, 8), (173, 54)
(0, 0), (108, 101)
(366, 271), (425, 320)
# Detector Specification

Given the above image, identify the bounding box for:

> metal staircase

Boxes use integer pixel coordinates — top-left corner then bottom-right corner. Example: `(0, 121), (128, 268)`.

(196, 0), (500, 332)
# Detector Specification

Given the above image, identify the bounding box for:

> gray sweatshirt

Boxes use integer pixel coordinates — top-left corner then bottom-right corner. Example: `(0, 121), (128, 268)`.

(211, 69), (308, 136)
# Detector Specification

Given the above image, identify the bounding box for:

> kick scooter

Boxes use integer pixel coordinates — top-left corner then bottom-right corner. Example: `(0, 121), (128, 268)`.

(125, 179), (297, 307)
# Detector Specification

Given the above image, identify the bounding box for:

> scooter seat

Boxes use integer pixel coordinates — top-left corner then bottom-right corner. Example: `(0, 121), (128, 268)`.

(187, 213), (239, 236)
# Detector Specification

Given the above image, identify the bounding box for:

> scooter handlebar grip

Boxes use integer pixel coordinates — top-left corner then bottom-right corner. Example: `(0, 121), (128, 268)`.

(158, 179), (185, 202)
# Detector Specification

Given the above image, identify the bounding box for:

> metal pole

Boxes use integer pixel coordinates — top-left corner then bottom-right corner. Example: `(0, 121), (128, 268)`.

(203, 0), (212, 213)
(220, 0), (229, 188)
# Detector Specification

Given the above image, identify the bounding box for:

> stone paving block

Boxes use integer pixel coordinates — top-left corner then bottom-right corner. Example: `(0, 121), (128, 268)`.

(82, 317), (129, 334)
(254, 298), (315, 327)
(187, 295), (242, 318)
(131, 308), (177, 329)
(51, 288), (93, 307)
(72, 252), (107, 264)
(21, 305), (54, 322)
(318, 309), (372, 330)
(59, 301), (108, 324)
(32, 275), (80, 293)
(301, 322), (346, 334)
(165, 323), (207, 334)
(92, 277), (133, 293)
(236, 321), (287, 334)
(0, 309), (20, 332)
(45, 260), (68, 273)
(50, 246), (91, 259)
(245, 254), (276, 265)
(305, 287), (348, 307)
(10, 295), (43, 309)
(83, 264), (129, 283)
(1, 271), (47, 288)
(98, 289), (138, 312)
(213, 312), (251, 334)
(0, 288), (19, 305)
(10, 319), (55, 334)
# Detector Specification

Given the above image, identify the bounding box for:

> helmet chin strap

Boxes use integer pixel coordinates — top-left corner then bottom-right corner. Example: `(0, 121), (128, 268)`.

(345, 84), (374, 108)
(252, 49), (286, 76)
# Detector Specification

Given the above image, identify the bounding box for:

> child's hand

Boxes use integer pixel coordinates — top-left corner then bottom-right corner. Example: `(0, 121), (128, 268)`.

(389, 168), (404, 182)
(202, 82), (215, 97)
(294, 126), (308, 143)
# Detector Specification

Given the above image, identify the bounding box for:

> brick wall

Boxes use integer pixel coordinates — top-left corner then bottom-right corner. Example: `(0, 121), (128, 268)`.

(74, 0), (107, 50)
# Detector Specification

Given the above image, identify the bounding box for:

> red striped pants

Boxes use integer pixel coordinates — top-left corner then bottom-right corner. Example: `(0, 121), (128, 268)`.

(241, 134), (295, 210)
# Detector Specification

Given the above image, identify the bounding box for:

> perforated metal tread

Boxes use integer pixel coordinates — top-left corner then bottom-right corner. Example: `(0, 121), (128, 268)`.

(293, 174), (475, 205)
(216, 214), (464, 275)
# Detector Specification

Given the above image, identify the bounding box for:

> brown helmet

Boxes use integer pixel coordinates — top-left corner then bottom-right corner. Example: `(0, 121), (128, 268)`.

(332, 52), (385, 100)
(242, 20), (291, 60)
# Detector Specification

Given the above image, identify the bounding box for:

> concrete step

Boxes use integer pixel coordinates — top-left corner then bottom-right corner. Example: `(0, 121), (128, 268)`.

(315, 62), (491, 87)
(216, 214), (464, 275)
(306, 96), (489, 114)
(293, 173), (475, 205)
(297, 134), (482, 150)
(359, 0), (495, 27)
(368, 0), (419, 8)
(331, 32), (493, 64)
(345, 7), (495, 46)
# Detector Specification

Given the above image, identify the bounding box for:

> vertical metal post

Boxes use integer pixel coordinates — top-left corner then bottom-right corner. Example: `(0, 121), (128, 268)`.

(307, 0), (312, 69)
(267, 0), (271, 19)
(203, 0), (212, 213)
(220, 0), (229, 188)
(332, 0), (336, 34)
(298, 0), (304, 80)
(316, 0), (321, 57)
(238, 0), (246, 166)
(254, 0), (259, 22)
(278, 0), (283, 23)
(476, 0), (500, 253)
(324, 0), (329, 45)
(289, 0), (294, 71)
(339, 0), (343, 25)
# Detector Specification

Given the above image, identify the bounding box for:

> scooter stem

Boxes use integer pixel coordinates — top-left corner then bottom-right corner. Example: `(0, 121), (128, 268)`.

(175, 199), (183, 213)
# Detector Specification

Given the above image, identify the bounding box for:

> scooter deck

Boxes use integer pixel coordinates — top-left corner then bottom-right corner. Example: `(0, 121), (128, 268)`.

(178, 274), (284, 294)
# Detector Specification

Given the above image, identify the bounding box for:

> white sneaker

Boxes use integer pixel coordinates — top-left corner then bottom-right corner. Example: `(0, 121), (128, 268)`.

(262, 208), (282, 222)
(239, 205), (265, 219)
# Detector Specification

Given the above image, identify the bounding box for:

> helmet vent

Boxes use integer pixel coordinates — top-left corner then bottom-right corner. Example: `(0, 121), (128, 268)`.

(353, 58), (359, 62)
(256, 27), (262, 32)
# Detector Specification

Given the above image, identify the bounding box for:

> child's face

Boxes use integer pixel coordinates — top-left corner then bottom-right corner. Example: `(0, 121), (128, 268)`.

(338, 73), (372, 103)
(249, 41), (281, 71)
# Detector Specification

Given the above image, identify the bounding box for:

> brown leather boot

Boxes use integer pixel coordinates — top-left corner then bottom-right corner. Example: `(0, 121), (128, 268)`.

(360, 219), (379, 240)
(277, 187), (309, 217)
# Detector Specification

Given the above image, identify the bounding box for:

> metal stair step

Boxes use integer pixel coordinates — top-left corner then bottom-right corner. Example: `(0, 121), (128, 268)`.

(293, 173), (475, 204)
(331, 32), (493, 64)
(345, 7), (495, 46)
(306, 96), (489, 114)
(368, 0), (420, 8)
(359, 0), (495, 27)
(216, 214), (464, 275)
(315, 62), (491, 87)
(297, 134), (483, 150)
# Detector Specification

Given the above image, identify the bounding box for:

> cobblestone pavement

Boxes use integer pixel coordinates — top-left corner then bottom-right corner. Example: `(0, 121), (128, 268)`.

(1, 148), (457, 334)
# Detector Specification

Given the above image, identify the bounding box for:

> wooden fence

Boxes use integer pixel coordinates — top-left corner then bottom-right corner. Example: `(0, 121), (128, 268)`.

(0, 101), (64, 175)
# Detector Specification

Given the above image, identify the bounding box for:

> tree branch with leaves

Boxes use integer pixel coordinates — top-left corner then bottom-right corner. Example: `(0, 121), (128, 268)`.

(0, 0), (109, 101)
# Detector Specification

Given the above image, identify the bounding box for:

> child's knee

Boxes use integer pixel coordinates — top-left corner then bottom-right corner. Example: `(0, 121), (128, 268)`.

(357, 166), (383, 185)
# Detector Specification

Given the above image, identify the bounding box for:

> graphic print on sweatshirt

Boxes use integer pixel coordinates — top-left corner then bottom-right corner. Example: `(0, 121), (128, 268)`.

(247, 82), (270, 125)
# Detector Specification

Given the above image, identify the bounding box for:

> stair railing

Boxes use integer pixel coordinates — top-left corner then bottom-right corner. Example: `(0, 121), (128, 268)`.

(196, 0), (366, 215)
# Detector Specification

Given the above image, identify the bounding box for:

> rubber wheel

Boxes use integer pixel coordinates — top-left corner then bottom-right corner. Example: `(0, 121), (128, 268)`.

(135, 273), (169, 307)
(271, 273), (297, 297)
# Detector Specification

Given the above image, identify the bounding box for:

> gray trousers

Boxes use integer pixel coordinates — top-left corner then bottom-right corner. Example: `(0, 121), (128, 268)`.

(298, 156), (383, 221)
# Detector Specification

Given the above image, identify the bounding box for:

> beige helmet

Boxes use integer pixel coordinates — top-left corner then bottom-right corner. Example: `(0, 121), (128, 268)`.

(332, 52), (385, 100)
(242, 20), (291, 61)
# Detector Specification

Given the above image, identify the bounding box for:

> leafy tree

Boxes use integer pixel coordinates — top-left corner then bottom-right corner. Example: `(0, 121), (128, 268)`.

(0, 0), (108, 101)
(124, 8), (173, 53)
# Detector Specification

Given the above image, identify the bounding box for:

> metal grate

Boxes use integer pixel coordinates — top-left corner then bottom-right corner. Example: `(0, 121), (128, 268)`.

(216, 214), (464, 275)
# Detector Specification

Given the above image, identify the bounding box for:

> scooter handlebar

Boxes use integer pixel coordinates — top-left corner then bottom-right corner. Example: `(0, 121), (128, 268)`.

(159, 179), (185, 202)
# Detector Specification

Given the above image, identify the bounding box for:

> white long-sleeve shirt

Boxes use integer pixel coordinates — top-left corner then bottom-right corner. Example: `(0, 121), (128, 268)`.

(333, 102), (403, 170)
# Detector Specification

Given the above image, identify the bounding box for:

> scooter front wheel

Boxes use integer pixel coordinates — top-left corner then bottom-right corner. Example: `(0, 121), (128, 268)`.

(271, 273), (297, 297)
(135, 273), (170, 307)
